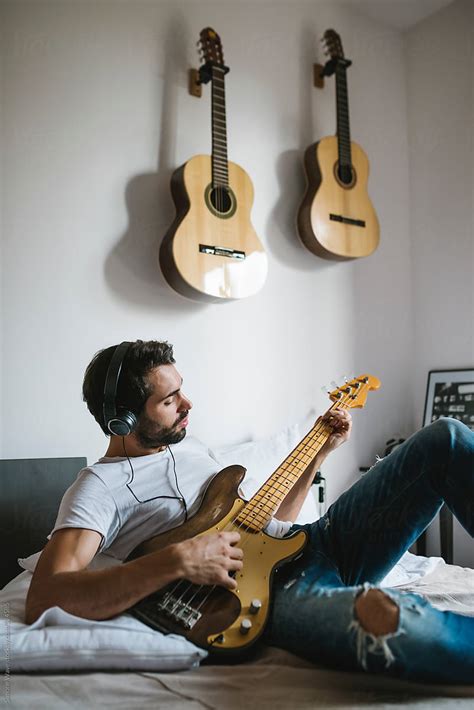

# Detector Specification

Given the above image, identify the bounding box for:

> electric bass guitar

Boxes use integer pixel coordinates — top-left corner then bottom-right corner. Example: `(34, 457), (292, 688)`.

(127, 374), (380, 655)
(159, 27), (267, 302)
(297, 29), (380, 260)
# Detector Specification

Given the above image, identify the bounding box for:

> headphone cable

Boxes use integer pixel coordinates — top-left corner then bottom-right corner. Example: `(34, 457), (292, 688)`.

(121, 437), (188, 520)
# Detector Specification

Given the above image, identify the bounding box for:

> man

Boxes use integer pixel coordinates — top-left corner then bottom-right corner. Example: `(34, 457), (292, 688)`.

(26, 340), (474, 684)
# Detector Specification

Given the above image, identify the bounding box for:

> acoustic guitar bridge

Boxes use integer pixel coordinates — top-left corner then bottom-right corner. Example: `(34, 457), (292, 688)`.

(329, 213), (366, 228)
(200, 244), (246, 260)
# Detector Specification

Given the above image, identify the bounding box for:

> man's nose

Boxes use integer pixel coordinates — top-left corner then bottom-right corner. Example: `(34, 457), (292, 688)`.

(180, 394), (192, 411)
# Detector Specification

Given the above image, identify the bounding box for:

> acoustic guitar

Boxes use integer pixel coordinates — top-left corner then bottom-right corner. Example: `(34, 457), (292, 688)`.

(297, 29), (380, 260)
(160, 28), (267, 302)
(128, 374), (380, 656)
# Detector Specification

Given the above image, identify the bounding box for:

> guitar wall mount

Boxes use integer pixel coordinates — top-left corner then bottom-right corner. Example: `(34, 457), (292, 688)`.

(189, 62), (230, 98)
(313, 56), (352, 89)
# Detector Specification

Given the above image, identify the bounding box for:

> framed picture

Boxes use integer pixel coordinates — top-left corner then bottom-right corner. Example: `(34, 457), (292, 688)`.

(423, 368), (474, 431)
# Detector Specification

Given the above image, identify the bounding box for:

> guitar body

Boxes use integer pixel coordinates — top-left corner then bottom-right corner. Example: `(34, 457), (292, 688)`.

(298, 136), (380, 260)
(160, 155), (268, 302)
(127, 465), (307, 655)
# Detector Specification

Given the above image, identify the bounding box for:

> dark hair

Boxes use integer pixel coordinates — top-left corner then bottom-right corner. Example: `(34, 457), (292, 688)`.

(82, 340), (175, 435)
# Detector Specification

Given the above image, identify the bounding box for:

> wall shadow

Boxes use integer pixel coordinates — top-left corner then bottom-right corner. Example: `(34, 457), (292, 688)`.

(104, 13), (205, 315)
(265, 24), (336, 273)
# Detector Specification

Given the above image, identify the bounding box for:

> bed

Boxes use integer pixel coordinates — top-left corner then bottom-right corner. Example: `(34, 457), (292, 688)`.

(1, 420), (473, 708)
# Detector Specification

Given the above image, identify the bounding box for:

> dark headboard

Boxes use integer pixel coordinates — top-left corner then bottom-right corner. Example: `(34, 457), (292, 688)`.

(0, 457), (86, 588)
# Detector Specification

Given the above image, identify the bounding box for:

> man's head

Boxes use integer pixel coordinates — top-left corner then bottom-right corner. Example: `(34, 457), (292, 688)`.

(83, 340), (192, 449)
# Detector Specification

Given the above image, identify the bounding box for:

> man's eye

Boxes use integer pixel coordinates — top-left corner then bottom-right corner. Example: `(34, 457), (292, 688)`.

(164, 400), (173, 406)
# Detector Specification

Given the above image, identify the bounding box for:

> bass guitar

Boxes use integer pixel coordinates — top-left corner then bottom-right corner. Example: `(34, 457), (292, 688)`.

(160, 27), (267, 302)
(297, 29), (380, 260)
(128, 374), (380, 655)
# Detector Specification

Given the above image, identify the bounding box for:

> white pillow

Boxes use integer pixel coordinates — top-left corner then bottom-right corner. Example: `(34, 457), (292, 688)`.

(213, 411), (319, 524)
(0, 569), (207, 672)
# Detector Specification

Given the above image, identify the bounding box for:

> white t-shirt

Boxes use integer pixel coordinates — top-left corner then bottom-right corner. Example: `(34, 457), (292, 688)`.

(51, 436), (292, 561)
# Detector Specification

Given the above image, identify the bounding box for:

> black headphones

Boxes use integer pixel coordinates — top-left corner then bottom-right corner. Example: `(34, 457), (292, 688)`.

(103, 341), (138, 436)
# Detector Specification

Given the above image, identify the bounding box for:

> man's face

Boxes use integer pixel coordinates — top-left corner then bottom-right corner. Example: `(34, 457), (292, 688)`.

(134, 364), (192, 449)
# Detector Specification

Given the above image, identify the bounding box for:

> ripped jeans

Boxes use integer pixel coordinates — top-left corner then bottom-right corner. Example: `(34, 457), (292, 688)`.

(264, 418), (474, 684)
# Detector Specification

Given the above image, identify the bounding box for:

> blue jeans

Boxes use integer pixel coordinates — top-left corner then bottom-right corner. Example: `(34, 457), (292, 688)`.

(264, 418), (474, 684)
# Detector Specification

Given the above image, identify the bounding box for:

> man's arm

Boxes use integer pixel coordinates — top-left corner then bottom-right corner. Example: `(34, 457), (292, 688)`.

(25, 527), (243, 624)
(275, 408), (352, 522)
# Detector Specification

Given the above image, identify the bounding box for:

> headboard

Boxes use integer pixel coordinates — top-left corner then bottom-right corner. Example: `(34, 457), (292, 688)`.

(0, 457), (86, 588)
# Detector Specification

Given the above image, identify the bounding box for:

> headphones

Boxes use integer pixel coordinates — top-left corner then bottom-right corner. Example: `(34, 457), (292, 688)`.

(103, 341), (138, 436)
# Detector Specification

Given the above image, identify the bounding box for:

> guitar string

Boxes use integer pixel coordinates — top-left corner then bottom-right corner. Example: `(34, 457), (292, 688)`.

(162, 389), (357, 617)
(162, 394), (355, 620)
(168, 409), (346, 617)
(186, 392), (357, 619)
(161, 384), (364, 623)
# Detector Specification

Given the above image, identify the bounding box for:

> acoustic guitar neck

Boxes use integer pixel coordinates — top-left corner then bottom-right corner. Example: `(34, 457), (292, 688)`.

(210, 65), (229, 187)
(335, 59), (353, 185)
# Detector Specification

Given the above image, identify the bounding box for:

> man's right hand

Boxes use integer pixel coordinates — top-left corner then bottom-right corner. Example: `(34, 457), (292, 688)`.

(26, 528), (243, 625)
(173, 531), (243, 590)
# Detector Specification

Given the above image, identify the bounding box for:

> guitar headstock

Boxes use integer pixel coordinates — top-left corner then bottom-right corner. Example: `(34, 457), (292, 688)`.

(329, 374), (381, 409)
(322, 29), (345, 62)
(199, 27), (225, 68)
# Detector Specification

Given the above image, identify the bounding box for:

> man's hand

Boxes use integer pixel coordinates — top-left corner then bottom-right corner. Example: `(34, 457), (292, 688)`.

(173, 531), (243, 591)
(319, 408), (352, 455)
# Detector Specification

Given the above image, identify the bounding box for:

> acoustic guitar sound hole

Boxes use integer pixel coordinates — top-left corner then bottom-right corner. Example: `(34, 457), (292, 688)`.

(334, 162), (356, 189)
(204, 183), (237, 219)
(210, 187), (232, 213)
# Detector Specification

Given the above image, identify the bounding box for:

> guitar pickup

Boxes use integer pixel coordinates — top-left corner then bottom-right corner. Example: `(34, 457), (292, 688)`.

(329, 214), (366, 228)
(199, 244), (246, 260)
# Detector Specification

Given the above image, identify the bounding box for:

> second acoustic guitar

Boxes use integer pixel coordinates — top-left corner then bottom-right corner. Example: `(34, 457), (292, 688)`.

(297, 29), (380, 261)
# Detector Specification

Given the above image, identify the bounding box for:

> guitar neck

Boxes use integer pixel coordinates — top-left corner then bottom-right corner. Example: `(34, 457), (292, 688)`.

(235, 401), (349, 532)
(211, 65), (229, 187)
(335, 61), (352, 170)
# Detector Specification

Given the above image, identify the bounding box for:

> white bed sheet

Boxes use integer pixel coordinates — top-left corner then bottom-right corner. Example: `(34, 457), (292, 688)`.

(5, 557), (474, 709)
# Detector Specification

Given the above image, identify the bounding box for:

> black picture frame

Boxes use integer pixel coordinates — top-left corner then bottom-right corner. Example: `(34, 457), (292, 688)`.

(423, 368), (474, 431)
(419, 368), (474, 563)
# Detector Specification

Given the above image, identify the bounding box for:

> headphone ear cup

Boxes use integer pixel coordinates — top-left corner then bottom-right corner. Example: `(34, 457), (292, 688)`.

(107, 409), (138, 437)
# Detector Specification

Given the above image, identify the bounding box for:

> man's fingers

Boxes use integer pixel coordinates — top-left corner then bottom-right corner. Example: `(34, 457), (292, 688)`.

(228, 558), (243, 572)
(323, 410), (352, 428)
(223, 574), (238, 590)
(220, 531), (241, 545)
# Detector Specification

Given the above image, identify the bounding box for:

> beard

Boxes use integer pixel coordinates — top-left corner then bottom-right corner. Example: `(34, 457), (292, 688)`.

(134, 411), (188, 449)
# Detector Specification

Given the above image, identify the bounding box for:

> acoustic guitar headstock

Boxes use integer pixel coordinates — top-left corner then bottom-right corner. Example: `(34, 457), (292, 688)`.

(322, 29), (345, 61)
(329, 374), (381, 409)
(199, 27), (225, 68)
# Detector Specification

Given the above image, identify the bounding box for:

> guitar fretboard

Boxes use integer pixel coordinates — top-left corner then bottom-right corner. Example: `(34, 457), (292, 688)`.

(211, 66), (229, 187)
(335, 62), (352, 171)
(235, 401), (348, 533)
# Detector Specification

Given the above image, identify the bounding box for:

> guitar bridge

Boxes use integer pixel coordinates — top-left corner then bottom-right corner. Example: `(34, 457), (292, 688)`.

(329, 213), (366, 228)
(199, 244), (246, 260)
(156, 592), (203, 630)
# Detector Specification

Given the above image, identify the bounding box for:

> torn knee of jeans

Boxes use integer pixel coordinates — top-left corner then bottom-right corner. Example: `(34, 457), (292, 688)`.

(354, 587), (400, 635)
(349, 585), (402, 670)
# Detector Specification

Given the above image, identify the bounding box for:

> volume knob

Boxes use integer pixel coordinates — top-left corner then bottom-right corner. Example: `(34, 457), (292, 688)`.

(239, 619), (252, 635)
(249, 599), (262, 615)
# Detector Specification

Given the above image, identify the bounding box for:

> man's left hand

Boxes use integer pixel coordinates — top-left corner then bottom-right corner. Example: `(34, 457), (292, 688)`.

(319, 408), (352, 454)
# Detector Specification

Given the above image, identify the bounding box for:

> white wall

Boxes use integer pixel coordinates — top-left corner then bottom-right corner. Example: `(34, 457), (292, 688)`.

(406, 0), (473, 565)
(6, 0), (472, 569)
(1, 0), (470, 559)
(1, 0), (414, 514)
